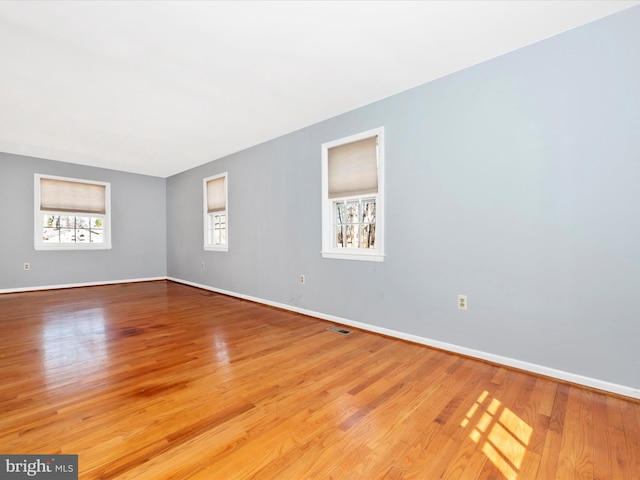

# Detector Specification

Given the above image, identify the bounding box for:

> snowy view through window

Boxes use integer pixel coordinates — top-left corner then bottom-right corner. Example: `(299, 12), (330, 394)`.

(42, 215), (104, 244)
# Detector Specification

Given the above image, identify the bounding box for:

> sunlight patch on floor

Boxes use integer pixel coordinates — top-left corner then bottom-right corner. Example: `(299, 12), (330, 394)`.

(461, 390), (533, 479)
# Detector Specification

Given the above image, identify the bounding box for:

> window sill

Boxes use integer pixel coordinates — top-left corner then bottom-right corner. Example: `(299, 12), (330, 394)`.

(321, 250), (384, 262)
(204, 245), (228, 252)
(35, 243), (112, 251)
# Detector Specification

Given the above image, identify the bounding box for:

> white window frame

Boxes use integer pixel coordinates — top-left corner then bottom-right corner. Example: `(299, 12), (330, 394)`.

(34, 174), (112, 251)
(203, 172), (228, 252)
(321, 127), (385, 262)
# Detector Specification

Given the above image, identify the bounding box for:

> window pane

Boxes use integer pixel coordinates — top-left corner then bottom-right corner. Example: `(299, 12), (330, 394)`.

(43, 228), (59, 243)
(60, 228), (75, 243)
(75, 216), (87, 242)
(345, 201), (359, 226)
(89, 229), (103, 243)
(346, 222), (357, 248)
(361, 200), (376, 248)
(43, 215), (57, 228)
(59, 216), (72, 229)
(362, 200), (376, 223)
(362, 224), (375, 248)
(89, 217), (104, 243)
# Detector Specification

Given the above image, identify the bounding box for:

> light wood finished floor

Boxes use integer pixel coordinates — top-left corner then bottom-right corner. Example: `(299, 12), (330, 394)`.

(1, 281), (638, 479)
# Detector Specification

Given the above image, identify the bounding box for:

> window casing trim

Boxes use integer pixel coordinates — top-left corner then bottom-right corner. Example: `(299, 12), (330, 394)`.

(203, 172), (228, 252)
(34, 174), (112, 251)
(321, 127), (384, 262)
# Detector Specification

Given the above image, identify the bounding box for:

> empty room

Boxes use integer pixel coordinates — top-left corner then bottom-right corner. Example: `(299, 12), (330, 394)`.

(1, 1), (639, 479)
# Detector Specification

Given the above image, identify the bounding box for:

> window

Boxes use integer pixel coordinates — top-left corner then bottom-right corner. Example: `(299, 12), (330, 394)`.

(321, 127), (384, 261)
(34, 174), (111, 250)
(204, 173), (228, 251)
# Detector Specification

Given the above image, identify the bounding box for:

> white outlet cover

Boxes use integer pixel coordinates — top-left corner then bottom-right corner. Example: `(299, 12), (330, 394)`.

(458, 295), (467, 310)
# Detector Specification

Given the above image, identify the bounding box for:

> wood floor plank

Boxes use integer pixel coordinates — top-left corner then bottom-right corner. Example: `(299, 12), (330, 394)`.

(575, 389), (595, 480)
(598, 394), (633, 480)
(592, 394), (614, 480)
(536, 382), (569, 479)
(623, 397), (640, 480)
(1, 280), (639, 479)
(515, 378), (554, 479)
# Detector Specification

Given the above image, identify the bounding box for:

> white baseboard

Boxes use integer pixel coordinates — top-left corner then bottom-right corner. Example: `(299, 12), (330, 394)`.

(0, 276), (167, 294)
(168, 276), (640, 400)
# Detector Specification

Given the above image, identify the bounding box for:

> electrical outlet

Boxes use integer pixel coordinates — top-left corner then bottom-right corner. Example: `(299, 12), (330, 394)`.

(458, 295), (467, 310)
(202, 262), (205, 270)
(24, 263), (30, 271)
(300, 274), (305, 285)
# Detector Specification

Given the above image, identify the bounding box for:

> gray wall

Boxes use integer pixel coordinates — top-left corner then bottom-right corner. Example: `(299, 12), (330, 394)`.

(0, 152), (167, 289)
(167, 7), (640, 389)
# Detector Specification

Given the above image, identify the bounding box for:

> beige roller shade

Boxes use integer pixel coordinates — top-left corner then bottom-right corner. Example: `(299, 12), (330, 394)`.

(206, 176), (226, 213)
(328, 136), (378, 199)
(40, 178), (106, 215)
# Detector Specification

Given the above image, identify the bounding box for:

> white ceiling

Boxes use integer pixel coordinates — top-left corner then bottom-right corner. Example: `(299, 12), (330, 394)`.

(1, 1), (637, 178)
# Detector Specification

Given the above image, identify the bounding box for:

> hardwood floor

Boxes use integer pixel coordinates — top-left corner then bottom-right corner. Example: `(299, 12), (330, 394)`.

(1, 281), (638, 479)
